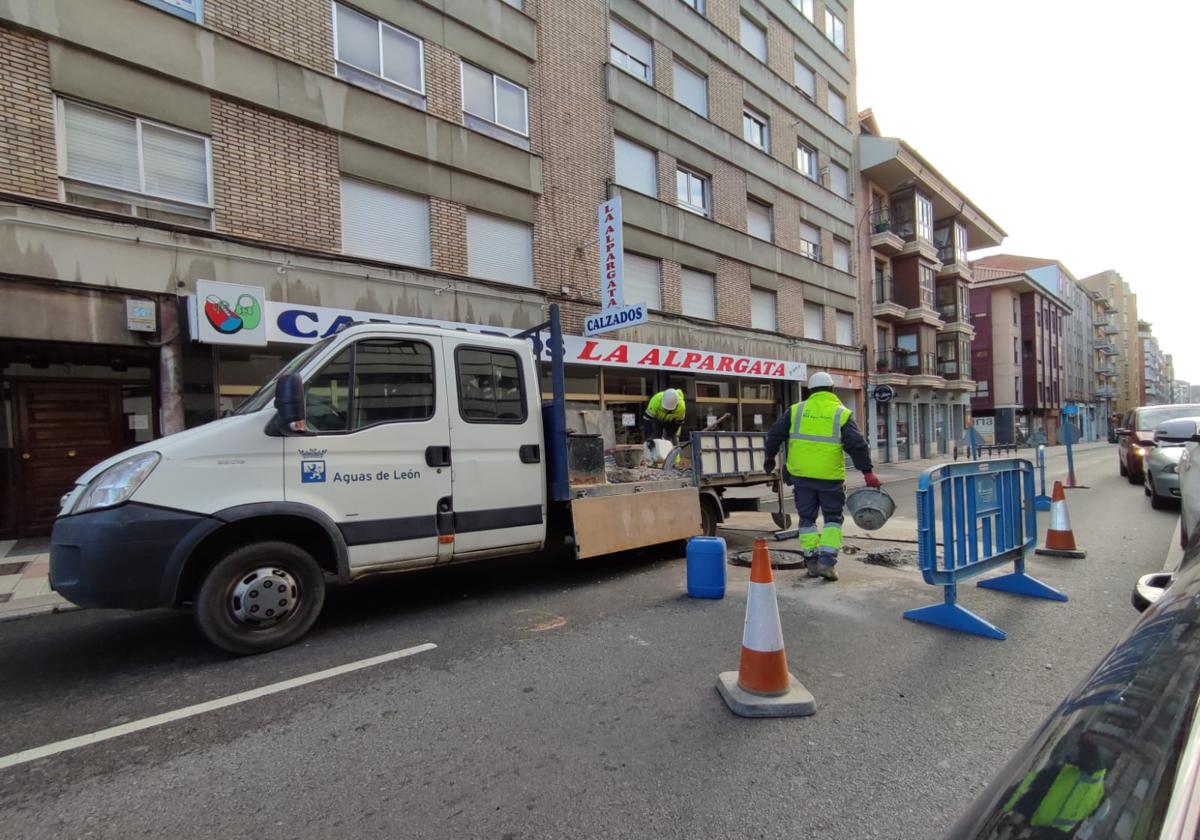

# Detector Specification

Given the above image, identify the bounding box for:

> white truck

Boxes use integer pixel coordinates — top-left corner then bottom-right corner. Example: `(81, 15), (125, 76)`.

(49, 307), (712, 654)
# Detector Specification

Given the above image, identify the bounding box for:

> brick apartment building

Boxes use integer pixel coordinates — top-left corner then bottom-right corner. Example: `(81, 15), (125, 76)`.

(856, 111), (1004, 464)
(1081, 269), (1139, 416)
(0, 0), (861, 537)
(968, 273), (1070, 446)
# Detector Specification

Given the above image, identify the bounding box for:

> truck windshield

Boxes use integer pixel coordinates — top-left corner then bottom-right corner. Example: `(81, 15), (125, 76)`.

(233, 337), (336, 415)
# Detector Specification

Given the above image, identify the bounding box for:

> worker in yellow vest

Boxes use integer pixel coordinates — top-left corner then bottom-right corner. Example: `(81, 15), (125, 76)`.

(642, 388), (686, 443)
(763, 372), (879, 581)
(999, 737), (1107, 836)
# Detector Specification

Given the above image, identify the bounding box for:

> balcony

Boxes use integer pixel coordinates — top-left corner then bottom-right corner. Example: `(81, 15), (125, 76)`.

(936, 303), (974, 336)
(868, 212), (905, 255)
(872, 274), (905, 320)
(901, 301), (945, 329)
(1102, 321), (1118, 335)
(1096, 365), (1116, 377)
(877, 350), (942, 386)
(1095, 386), (1116, 398)
(1095, 339), (1117, 355)
(936, 245), (971, 281)
(900, 236), (941, 265)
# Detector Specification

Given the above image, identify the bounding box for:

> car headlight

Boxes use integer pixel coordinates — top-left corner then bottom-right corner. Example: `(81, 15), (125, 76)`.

(73, 453), (160, 514)
(1133, 446), (1146, 456)
(1164, 464), (1179, 475)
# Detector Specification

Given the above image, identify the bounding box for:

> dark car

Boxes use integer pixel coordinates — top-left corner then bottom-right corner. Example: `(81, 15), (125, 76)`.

(1118, 403), (1200, 484)
(943, 531), (1200, 839)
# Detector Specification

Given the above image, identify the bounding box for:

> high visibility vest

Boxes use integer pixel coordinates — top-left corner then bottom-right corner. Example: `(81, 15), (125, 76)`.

(1003, 765), (1106, 831)
(646, 391), (686, 423)
(786, 392), (850, 480)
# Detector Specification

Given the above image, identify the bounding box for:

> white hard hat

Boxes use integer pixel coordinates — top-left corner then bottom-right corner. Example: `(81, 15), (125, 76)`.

(808, 372), (834, 389)
(662, 389), (679, 410)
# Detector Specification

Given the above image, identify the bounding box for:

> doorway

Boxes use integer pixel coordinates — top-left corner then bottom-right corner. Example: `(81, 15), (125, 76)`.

(14, 381), (126, 536)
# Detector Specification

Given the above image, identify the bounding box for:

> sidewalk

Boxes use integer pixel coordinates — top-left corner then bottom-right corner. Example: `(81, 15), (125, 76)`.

(857, 440), (1112, 489)
(0, 538), (74, 622)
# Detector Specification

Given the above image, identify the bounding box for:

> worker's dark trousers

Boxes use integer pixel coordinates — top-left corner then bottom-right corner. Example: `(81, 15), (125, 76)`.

(642, 416), (681, 442)
(792, 480), (845, 566)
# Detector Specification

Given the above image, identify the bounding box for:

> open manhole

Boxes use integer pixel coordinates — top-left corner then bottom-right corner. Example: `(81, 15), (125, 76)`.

(729, 543), (919, 569)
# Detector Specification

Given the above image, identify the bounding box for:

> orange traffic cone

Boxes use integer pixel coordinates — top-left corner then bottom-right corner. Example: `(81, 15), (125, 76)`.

(1035, 481), (1087, 559)
(716, 539), (815, 717)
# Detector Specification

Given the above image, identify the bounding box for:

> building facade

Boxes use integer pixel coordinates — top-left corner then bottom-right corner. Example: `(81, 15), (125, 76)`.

(1177, 381), (1194, 404)
(0, 0), (865, 538)
(1081, 270), (1139, 416)
(968, 273), (1069, 445)
(856, 111), (1004, 464)
(1140, 322), (1166, 405)
(972, 255), (1101, 440)
(1087, 288), (1119, 436)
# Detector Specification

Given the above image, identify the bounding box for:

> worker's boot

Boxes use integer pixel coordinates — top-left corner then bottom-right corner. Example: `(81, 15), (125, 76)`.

(816, 557), (838, 582)
(804, 554), (820, 577)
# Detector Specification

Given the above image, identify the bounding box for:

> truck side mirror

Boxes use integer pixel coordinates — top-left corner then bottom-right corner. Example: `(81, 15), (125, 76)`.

(274, 373), (307, 435)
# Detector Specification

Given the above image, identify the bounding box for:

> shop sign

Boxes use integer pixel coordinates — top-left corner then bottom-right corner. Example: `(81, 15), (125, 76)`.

(586, 197), (648, 337)
(266, 301), (519, 344)
(873, 384), (895, 403)
(125, 298), (157, 333)
(558, 336), (806, 380)
(192, 280), (267, 346)
(973, 416), (996, 445)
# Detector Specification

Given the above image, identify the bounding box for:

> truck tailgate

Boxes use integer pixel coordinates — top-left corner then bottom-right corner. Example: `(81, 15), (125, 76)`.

(570, 485), (701, 559)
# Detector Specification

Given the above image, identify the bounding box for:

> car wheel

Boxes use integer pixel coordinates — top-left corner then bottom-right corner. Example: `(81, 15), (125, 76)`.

(195, 541), (326, 655)
(1128, 464), (1142, 485)
(1119, 458), (1128, 477)
(1150, 480), (1167, 510)
(1145, 474), (1152, 497)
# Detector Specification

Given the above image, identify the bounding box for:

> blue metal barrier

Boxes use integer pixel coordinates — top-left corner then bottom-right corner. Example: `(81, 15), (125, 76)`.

(904, 458), (1066, 640)
(1035, 445), (1052, 511)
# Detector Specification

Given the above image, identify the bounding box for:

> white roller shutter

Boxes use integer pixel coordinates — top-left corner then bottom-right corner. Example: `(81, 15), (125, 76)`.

(804, 302), (825, 340)
(681, 269), (715, 320)
(832, 238), (851, 272)
(340, 178), (430, 268)
(747, 200), (772, 240)
(141, 124), (209, 204)
(63, 101), (139, 192)
(836, 311), (854, 345)
(740, 15), (767, 61)
(673, 62), (708, 116)
(467, 211), (534, 287)
(623, 253), (661, 310)
(751, 287), (776, 331)
(614, 136), (657, 196)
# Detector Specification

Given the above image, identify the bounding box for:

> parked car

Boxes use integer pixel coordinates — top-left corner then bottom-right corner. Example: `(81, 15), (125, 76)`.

(1144, 425), (1191, 510)
(1155, 417), (1200, 547)
(943, 529), (1200, 839)
(1117, 403), (1200, 483)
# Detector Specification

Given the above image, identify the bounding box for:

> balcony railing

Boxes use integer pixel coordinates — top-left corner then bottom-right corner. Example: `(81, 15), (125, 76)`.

(936, 244), (962, 264)
(876, 349), (937, 376)
(937, 303), (971, 324)
(869, 210), (893, 235)
(937, 359), (971, 378)
(874, 274), (896, 304)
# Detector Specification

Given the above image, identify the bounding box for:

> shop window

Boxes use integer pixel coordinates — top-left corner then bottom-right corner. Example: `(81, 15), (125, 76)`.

(456, 348), (526, 423)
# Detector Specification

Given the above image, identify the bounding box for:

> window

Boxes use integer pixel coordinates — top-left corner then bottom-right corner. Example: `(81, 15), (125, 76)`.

(1013, 298), (1019, 324)
(456, 348), (526, 423)
(799, 221), (821, 260)
(750, 287), (777, 331)
(340, 178), (430, 267)
(673, 61), (708, 116)
(919, 264), (936, 307)
(141, 0), (202, 22)
(804, 302), (825, 340)
(829, 161), (849, 199)
(1015, 376), (1021, 403)
(832, 237), (851, 272)
(828, 88), (847, 125)
(824, 9), (846, 51)
(836, 311), (854, 345)
(747, 199), (773, 241)
(610, 18), (652, 83)
(916, 192), (933, 242)
(1013, 337), (1019, 364)
(624, 253), (662, 310)
(797, 143), (819, 180)
(466, 211), (533, 287)
(500, 0), (522, 6)
(977, 380), (989, 396)
(60, 99), (212, 227)
(676, 167), (710, 216)
(461, 62), (528, 144)
(791, 0), (814, 22)
(680, 0), (705, 12)
(681, 269), (716, 320)
(614, 136), (657, 196)
(334, 3), (424, 106)
(740, 15), (767, 62)
(305, 340), (436, 432)
(794, 59), (816, 98)
(743, 107), (769, 151)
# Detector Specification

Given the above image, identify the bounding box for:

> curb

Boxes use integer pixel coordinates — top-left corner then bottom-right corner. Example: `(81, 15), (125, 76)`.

(0, 601), (81, 623)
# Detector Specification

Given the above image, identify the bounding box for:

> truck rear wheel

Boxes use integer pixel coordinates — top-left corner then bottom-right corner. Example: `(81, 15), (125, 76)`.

(700, 496), (720, 538)
(195, 541), (325, 655)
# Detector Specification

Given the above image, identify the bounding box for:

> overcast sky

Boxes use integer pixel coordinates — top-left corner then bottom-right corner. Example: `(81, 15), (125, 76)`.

(855, 0), (1200, 383)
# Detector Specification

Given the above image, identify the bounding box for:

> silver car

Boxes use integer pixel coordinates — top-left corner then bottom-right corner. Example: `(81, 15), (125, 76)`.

(1144, 439), (1186, 510)
(1154, 418), (1200, 544)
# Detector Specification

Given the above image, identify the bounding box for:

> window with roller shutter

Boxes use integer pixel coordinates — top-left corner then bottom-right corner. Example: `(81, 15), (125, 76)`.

(623, 254), (662, 310)
(340, 178), (430, 267)
(681, 269), (716, 321)
(614, 136), (657, 197)
(751, 288), (776, 331)
(467, 212), (533, 287)
(59, 98), (212, 228)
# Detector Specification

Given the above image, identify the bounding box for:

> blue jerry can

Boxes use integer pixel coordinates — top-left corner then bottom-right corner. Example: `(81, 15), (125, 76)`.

(686, 536), (727, 599)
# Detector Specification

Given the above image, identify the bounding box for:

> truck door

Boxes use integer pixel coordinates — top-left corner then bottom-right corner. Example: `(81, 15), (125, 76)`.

(441, 337), (545, 557)
(284, 335), (452, 568)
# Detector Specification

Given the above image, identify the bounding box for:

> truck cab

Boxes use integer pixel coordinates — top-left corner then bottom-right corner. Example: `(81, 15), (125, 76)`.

(50, 323), (550, 654)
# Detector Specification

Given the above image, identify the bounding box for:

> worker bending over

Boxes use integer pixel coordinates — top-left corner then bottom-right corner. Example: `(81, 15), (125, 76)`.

(763, 372), (880, 581)
(642, 388), (686, 443)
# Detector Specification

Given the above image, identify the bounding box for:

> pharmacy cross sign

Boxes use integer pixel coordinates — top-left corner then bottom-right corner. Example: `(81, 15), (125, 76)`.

(586, 197), (649, 337)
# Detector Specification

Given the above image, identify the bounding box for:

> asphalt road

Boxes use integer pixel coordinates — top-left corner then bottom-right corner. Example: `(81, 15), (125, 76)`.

(0, 443), (1175, 840)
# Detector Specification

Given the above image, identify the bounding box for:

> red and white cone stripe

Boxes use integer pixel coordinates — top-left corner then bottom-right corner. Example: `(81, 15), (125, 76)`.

(737, 541), (791, 696)
(1036, 481), (1086, 558)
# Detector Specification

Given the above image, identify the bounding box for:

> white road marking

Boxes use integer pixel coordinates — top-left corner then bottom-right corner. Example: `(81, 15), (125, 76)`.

(0, 642), (437, 771)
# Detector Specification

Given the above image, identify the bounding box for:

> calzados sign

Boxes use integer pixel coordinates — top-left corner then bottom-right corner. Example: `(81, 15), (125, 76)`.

(556, 336), (806, 381)
(585, 197), (648, 337)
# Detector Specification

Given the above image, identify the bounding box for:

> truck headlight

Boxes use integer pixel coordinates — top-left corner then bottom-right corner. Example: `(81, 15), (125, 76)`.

(74, 453), (160, 514)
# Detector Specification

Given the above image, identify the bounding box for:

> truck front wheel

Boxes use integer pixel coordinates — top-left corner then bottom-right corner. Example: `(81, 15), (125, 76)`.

(195, 541), (326, 655)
